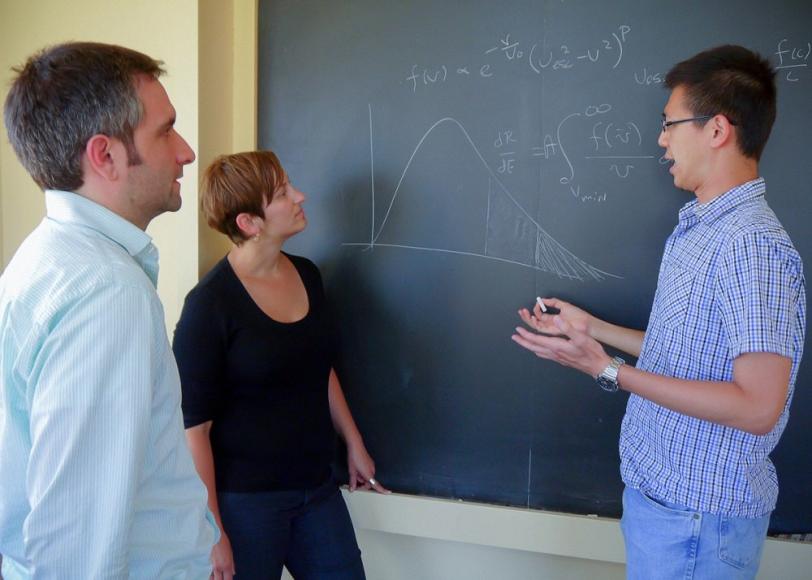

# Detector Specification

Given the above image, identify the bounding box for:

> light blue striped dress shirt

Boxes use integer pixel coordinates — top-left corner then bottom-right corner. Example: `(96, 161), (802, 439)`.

(0, 191), (217, 579)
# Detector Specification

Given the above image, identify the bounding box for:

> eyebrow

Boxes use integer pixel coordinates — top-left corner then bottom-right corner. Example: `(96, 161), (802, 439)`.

(157, 114), (177, 133)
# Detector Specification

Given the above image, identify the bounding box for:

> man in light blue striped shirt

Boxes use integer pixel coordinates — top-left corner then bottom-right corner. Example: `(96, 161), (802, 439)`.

(1, 43), (217, 578)
(513, 45), (804, 579)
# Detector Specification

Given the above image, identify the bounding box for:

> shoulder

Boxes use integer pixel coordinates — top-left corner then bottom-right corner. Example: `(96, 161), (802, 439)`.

(2, 220), (157, 324)
(714, 205), (803, 282)
(286, 252), (320, 272)
(184, 258), (236, 306)
(720, 196), (783, 235)
(286, 252), (323, 284)
(720, 201), (798, 255)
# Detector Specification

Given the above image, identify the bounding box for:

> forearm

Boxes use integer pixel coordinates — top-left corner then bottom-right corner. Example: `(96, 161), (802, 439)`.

(185, 424), (225, 531)
(591, 318), (645, 357)
(327, 369), (364, 449)
(617, 363), (786, 435)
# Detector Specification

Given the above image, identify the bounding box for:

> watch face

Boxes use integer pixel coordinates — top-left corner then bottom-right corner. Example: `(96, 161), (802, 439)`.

(597, 375), (618, 392)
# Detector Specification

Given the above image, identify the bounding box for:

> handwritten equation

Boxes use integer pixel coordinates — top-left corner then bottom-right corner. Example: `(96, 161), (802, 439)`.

(775, 38), (810, 82)
(633, 39), (810, 89)
(491, 103), (654, 203)
(406, 25), (631, 93)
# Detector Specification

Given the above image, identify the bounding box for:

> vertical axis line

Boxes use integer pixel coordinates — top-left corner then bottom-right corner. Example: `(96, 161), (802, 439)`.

(484, 177), (492, 255)
(526, 447), (533, 508)
(369, 104), (375, 248)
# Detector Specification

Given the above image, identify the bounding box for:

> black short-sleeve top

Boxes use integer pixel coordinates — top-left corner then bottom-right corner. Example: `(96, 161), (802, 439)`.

(173, 253), (336, 492)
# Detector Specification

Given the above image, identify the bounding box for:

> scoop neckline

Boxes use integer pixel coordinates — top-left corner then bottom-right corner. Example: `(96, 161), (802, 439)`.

(223, 252), (311, 326)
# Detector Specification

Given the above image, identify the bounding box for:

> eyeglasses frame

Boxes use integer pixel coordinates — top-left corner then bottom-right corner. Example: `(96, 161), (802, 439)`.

(660, 114), (739, 133)
(661, 115), (713, 132)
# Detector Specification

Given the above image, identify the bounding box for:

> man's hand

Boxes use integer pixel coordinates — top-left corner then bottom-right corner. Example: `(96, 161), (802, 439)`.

(519, 297), (595, 338)
(512, 314), (611, 379)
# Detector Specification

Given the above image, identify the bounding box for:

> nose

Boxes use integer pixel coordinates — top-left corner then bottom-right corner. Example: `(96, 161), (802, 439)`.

(657, 127), (668, 149)
(293, 186), (306, 203)
(175, 132), (196, 165)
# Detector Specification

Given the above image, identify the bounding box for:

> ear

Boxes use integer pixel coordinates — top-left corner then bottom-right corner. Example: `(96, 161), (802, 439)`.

(708, 114), (735, 150)
(84, 134), (125, 182)
(235, 212), (263, 238)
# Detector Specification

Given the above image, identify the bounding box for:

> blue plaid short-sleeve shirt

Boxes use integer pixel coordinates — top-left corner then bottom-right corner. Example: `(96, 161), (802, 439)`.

(619, 178), (806, 518)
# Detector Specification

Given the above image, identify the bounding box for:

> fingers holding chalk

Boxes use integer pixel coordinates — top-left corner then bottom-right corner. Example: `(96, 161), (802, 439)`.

(536, 297), (560, 315)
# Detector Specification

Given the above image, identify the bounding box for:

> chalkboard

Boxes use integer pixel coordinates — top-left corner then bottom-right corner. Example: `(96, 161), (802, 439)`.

(258, 0), (812, 533)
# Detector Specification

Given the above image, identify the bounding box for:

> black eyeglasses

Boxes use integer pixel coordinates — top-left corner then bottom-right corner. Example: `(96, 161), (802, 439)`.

(661, 115), (712, 132)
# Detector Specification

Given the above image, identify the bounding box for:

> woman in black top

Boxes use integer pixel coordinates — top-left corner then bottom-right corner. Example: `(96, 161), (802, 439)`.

(173, 150), (388, 580)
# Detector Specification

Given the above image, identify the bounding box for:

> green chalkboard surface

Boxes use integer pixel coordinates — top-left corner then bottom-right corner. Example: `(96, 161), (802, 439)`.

(258, 0), (812, 532)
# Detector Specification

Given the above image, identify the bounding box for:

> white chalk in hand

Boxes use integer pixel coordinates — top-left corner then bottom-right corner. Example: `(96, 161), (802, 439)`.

(536, 296), (547, 313)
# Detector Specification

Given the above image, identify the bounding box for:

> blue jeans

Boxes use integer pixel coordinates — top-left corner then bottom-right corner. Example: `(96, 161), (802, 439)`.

(621, 486), (769, 580)
(218, 478), (365, 580)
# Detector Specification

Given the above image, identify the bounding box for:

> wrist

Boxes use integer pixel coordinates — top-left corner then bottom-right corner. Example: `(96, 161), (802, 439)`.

(344, 433), (365, 451)
(589, 317), (606, 342)
(595, 356), (625, 392)
(592, 355), (613, 379)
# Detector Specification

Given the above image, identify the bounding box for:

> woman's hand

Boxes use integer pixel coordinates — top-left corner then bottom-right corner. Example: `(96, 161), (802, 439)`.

(210, 532), (236, 580)
(347, 441), (390, 495)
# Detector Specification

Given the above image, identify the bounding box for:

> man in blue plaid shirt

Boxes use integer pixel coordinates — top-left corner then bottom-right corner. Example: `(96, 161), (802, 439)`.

(513, 45), (805, 579)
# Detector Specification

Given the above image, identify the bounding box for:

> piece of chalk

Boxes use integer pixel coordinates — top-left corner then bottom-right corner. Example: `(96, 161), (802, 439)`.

(535, 297), (560, 315)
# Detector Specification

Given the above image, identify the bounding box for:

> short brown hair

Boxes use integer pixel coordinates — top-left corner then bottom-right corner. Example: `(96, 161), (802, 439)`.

(4, 42), (164, 191)
(201, 150), (285, 244)
(665, 45), (776, 160)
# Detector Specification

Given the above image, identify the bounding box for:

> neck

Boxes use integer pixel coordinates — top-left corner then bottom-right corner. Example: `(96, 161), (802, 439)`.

(75, 184), (150, 230)
(694, 157), (759, 204)
(228, 238), (285, 278)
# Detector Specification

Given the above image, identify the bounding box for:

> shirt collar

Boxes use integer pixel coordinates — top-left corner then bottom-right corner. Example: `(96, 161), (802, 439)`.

(45, 190), (160, 285)
(677, 178), (766, 227)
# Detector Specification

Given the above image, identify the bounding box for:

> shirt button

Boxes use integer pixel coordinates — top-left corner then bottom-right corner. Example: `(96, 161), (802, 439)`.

(693, 513), (700, 520)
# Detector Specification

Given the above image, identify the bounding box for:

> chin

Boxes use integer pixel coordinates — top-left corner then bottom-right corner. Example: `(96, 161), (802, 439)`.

(670, 173), (686, 192)
(671, 180), (688, 193)
(165, 198), (182, 213)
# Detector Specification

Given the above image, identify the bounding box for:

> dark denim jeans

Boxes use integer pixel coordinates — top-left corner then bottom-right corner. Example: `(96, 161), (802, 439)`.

(218, 478), (365, 580)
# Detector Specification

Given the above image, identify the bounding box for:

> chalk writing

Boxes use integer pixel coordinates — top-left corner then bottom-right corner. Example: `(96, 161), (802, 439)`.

(633, 66), (664, 85)
(485, 34), (524, 60)
(406, 64), (448, 92)
(524, 104), (656, 201)
(494, 129), (518, 174)
(405, 25), (631, 92)
(529, 25), (631, 74)
(569, 185), (608, 203)
(343, 109), (620, 281)
(775, 38), (810, 82)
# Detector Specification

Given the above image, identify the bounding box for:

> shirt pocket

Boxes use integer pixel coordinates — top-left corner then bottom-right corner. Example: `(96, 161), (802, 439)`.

(655, 265), (696, 328)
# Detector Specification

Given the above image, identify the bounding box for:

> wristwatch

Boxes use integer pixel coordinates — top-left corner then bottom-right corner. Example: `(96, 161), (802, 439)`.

(596, 356), (625, 392)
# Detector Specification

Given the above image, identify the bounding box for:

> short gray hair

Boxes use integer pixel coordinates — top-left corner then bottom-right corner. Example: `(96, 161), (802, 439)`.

(3, 42), (165, 191)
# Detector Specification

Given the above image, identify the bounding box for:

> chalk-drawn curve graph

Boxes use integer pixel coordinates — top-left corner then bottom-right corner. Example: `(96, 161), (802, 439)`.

(342, 106), (619, 282)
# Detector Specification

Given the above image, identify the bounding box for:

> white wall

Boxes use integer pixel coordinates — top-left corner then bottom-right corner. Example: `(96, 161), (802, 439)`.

(342, 491), (812, 579)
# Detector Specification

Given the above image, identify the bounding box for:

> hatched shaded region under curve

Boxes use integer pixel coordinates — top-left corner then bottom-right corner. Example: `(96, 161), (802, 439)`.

(343, 109), (620, 282)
